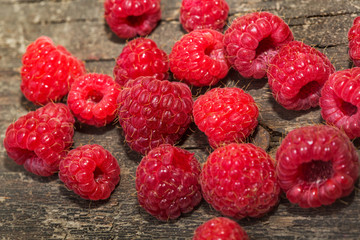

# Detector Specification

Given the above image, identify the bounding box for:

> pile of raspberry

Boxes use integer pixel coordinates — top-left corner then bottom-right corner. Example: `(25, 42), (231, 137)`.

(3, 0), (360, 239)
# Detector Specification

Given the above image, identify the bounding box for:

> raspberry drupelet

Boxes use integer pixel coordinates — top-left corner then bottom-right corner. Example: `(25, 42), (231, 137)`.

(348, 16), (360, 66)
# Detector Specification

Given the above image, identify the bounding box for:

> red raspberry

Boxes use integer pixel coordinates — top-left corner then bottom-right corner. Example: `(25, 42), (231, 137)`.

(114, 38), (169, 87)
(104, 0), (161, 39)
(21, 36), (86, 105)
(117, 76), (193, 155)
(135, 144), (202, 221)
(193, 87), (259, 148)
(3, 103), (75, 176)
(59, 144), (121, 200)
(320, 68), (360, 139)
(180, 0), (229, 32)
(169, 29), (230, 87)
(348, 17), (360, 66)
(193, 217), (249, 240)
(67, 73), (121, 127)
(200, 143), (280, 219)
(223, 12), (293, 79)
(268, 41), (335, 110)
(276, 125), (359, 208)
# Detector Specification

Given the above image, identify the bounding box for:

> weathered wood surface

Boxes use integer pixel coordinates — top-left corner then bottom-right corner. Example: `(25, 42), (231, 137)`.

(1, 0), (360, 239)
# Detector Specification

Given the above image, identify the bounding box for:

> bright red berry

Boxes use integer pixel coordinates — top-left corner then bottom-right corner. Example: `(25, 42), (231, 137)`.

(117, 76), (193, 155)
(193, 217), (249, 240)
(67, 73), (121, 127)
(114, 38), (169, 87)
(59, 144), (121, 200)
(348, 17), (360, 66)
(223, 12), (293, 79)
(3, 103), (75, 176)
(200, 143), (280, 219)
(169, 29), (230, 87)
(180, 0), (229, 32)
(276, 125), (359, 208)
(20, 36), (86, 105)
(104, 0), (161, 39)
(135, 144), (202, 221)
(193, 87), (258, 148)
(268, 41), (335, 110)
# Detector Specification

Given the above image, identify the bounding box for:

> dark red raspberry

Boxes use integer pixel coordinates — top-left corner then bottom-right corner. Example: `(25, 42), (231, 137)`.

(117, 76), (193, 155)
(320, 68), (360, 139)
(200, 143), (280, 219)
(59, 144), (121, 200)
(21, 36), (86, 105)
(348, 17), (360, 66)
(104, 0), (161, 39)
(169, 29), (230, 87)
(268, 41), (335, 110)
(135, 144), (202, 221)
(223, 12), (293, 79)
(180, 0), (229, 32)
(3, 103), (75, 176)
(67, 73), (121, 127)
(193, 217), (249, 240)
(276, 125), (359, 208)
(193, 87), (258, 148)
(114, 38), (169, 87)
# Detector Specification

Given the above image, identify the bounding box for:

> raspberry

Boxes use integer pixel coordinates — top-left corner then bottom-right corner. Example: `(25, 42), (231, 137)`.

(59, 144), (121, 200)
(193, 87), (259, 148)
(276, 125), (359, 208)
(104, 0), (161, 39)
(180, 0), (229, 32)
(223, 12), (293, 79)
(200, 143), (280, 219)
(193, 217), (249, 240)
(135, 144), (202, 221)
(21, 36), (86, 105)
(169, 29), (230, 87)
(320, 68), (360, 139)
(3, 103), (75, 176)
(117, 76), (193, 155)
(268, 41), (335, 110)
(114, 38), (169, 87)
(348, 17), (360, 66)
(67, 73), (121, 127)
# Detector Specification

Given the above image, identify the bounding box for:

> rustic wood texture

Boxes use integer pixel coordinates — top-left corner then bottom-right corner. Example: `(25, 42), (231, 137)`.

(1, 0), (360, 239)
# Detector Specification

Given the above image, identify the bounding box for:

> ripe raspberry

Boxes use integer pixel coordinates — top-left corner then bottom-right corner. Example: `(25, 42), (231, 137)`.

(200, 143), (280, 219)
(348, 17), (360, 66)
(180, 0), (229, 32)
(268, 41), (335, 110)
(276, 125), (359, 208)
(67, 73), (121, 127)
(320, 68), (360, 139)
(135, 144), (202, 221)
(117, 76), (193, 155)
(193, 87), (259, 148)
(59, 144), (121, 200)
(223, 12), (293, 79)
(169, 29), (230, 87)
(104, 0), (161, 39)
(114, 38), (169, 87)
(3, 103), (75, 176)
(193, 217), (249, 240)
(21, 36), (86, 105)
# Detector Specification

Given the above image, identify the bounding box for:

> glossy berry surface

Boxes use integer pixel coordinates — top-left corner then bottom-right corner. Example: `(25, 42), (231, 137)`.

(276, 125), (359, 208)
(59, 144), (121, 200)
(223, 12), (293, 79)
(200, 143), (280, 219)
(136, 144), (202, 221)
(348, 16), (360, 66)
(169, 29), (230, 87)
(268, 41), (335, 110)
(20, 36), (86, 105)
(3, 103), (75, 176)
